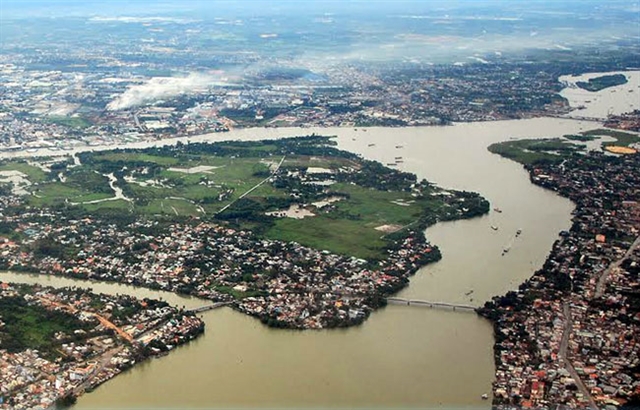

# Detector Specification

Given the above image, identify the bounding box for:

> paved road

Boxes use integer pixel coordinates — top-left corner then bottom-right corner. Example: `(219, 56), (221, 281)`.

(594, 235), (640, 298)
(559, 303), (598, 410)
(73, 346), (124, 395)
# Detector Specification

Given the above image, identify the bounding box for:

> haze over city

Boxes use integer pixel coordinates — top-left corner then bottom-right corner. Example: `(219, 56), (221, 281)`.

(0, 1), (639, 409)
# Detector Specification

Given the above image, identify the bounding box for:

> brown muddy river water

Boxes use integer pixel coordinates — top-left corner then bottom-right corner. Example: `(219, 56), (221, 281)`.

(3, 117), (611, 408)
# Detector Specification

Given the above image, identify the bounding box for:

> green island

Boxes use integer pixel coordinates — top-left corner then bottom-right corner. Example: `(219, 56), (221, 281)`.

(575, 73), (628, 92)
(0, 135), (489, 329)
(487, 129), (639, 166)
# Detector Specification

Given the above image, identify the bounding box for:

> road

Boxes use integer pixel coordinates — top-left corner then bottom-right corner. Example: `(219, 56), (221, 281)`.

(94, 314), (134, 343)
(217, 155), (286, 215)
(72, 346), (124, 395)
(559, 303), (598, 410)
(594, 234), (640, 298)
(38, 295), (134, 343)
(36, 296), (132, 403)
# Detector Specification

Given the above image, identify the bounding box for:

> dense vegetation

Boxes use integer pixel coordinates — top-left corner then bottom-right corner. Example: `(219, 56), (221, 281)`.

(576, 74), (628, 92)
(487, 138), (584, 166)
(0, 293), (95, 359)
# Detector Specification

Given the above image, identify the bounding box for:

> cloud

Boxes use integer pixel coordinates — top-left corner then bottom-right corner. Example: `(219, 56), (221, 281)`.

(107, 73), (225, 111)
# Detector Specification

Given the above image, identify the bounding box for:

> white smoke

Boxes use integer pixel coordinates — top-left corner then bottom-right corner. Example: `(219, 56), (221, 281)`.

(107, 73), (223, 111)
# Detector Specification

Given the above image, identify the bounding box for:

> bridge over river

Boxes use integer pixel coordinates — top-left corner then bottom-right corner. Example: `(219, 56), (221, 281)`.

(387, 297), (477, 312)
(188, 299), (478, 315)
(187, 301), (233, 313)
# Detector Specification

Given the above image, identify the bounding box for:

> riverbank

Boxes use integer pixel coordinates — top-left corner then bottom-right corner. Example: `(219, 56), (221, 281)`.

(0, 136), (491, 330)
(559, 70), (640, 120)
(0, 118), (591, 408)
(0, 282), (205, 409)
(479, 151), (640, 407)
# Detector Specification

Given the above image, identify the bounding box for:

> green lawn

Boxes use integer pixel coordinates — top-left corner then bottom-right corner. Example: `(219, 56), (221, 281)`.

(29, 174), (113, 205)
(72, 193), (114, 203)
(264, 184), (432, 260)
(46, 115), (92, 129)
(581, 129), (640, 147)
(267, 216), (388, 260)
(332, 183), (423, 225)
(0, 162), (48, 183)
(29, 183), (85, 206)
(163, 198), (200, 216)
(282, 155), (356, 170)
(82, 199), (132, 212)
(95, 152), (180, 166)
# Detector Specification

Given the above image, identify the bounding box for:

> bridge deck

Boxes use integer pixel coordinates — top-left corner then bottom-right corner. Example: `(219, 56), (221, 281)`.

(188, 301), (232, 313)
(387, 297), (476, 311)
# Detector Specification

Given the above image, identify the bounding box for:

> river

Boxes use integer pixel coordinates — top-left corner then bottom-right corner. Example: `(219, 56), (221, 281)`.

(2, 72), (638, 408)
(559, 70), (640, 119)
(1, 117), (601, 409)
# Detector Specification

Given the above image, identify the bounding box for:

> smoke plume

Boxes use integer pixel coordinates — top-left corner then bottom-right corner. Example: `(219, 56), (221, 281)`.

(107, 73), (223, 111)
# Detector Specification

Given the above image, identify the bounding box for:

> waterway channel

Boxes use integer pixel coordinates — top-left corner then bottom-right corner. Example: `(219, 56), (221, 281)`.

(1, 116), (607, 408)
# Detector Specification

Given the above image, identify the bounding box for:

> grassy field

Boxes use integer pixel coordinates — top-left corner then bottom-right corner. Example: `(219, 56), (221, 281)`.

(95, 152), (180, 166)
(0, 162), (48, 183)
(9, 137), (482, 259)
(581, 129), (640, 147)
(46, 115), (92, 129)
(268, 216), (387, 260)
(264, 183), (446, 260)
(83, 199), (131, 212)
(29, 178), (112, 207)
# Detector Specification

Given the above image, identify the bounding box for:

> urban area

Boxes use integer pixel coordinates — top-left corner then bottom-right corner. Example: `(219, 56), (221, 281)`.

(0, 137), (489, 330)
(480, 152), (640, 408)
(1, 2), (639, 408)
(0, 282), (204, 409)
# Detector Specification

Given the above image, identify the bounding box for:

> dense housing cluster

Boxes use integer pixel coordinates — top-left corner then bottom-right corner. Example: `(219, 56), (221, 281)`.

(0, 138), (488, 329)
(3, 219), (441, 329)
(1, 58), (609, 157)
(480, 152), (640, 408)
(0, 283), (204, 409)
